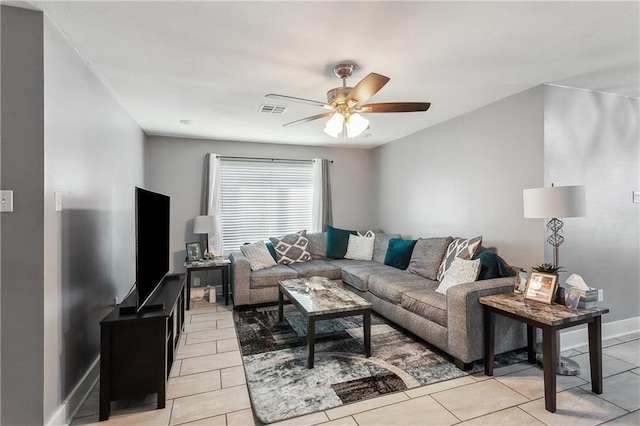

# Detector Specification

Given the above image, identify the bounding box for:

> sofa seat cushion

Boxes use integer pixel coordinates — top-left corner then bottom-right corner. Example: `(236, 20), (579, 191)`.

(287, 259), (341, 280)
(341, 262), (396, 292)
(402, 289), (447, 327)
(368, 271), (430, 304)
(249, 265), (298, 289)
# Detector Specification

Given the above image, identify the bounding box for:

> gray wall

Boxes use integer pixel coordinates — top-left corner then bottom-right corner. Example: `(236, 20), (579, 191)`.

(145, 136), (377, 274)
(373, 87), (546, 268)
(1, 7), (45, 425)
(1, 7), (145, 423)
(544, 85), (640, 323)
(42, 15), (146, 421)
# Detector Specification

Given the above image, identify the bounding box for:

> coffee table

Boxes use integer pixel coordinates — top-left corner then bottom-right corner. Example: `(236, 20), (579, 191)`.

(278, 278), (372, 369)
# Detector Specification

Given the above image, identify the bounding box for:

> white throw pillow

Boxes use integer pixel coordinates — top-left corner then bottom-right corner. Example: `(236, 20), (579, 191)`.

(240, 241), (277, 271)
(435, 257), (481, 295)
(345, 231), (375, 261)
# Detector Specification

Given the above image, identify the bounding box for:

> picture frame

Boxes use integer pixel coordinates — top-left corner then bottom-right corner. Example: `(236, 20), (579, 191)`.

(514, 270), (529, 293)
(185, 241), (203, 262)
(524, 271), (558, 304)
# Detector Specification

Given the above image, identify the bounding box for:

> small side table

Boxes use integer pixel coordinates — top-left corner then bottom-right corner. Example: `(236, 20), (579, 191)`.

(479, 292), (609, 413)
(184, 258), (231, 309)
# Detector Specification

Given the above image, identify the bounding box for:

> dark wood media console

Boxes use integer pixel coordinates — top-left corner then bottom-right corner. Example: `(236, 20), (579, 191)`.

(99, 273), (186, 421)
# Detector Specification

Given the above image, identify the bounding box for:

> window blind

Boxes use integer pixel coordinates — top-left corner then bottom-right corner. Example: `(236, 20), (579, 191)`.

(220, 160), (313, 251)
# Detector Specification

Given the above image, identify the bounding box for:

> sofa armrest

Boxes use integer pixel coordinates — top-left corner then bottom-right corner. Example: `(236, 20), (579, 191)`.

(230, 251), (251, 307)
(446, 277), (523, 364)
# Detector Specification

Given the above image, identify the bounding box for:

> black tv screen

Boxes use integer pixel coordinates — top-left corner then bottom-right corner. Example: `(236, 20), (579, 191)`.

(135, 187), (170, 311)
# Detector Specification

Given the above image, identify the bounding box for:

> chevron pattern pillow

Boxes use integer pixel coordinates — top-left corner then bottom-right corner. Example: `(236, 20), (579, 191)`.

(270, 230), (311, 265)
(436, 236), (482, 281)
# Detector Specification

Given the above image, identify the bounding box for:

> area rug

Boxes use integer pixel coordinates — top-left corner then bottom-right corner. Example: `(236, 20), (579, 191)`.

(234, 305), (528, 424)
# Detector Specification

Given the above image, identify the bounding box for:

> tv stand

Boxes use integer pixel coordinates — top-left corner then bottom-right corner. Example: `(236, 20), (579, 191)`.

(119, 302), (165, 315)
(100, 274), (185, 421)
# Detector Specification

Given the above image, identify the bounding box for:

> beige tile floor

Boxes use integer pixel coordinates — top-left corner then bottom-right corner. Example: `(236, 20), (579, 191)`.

(73, 298), (640, 426)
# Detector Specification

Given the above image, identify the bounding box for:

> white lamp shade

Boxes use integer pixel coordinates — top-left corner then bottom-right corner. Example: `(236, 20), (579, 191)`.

(345, 113), (369, 138)
(523, 185), (586, 218)
(193, 215), (219, 234)
(323, 112), (344, 137)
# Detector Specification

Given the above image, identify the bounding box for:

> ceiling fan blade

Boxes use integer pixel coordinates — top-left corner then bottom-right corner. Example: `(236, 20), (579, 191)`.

(359, 102), (431, 113)
(344, 73), (390, 105)
(358, 102), (431, 113)
(283, 112), (333, 127)
(265, 94), (330, 109)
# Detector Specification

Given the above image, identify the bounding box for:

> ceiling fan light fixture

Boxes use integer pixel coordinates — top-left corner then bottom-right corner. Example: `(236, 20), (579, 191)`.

(323, 112), (344, 137)
(345, 113), (369, 138)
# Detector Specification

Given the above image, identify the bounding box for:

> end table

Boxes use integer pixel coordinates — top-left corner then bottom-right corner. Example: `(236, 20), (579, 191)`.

(479, 292), (609, 413)
(184, 257), (231, 309)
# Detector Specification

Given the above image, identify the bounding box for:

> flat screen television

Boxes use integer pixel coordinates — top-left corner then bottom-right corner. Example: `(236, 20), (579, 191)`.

(131, 186), (170, 313)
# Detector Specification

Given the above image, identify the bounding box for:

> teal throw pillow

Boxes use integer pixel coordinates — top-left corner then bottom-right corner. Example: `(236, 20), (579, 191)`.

(265, 241), (278, 261)
(326, 225), (357, 259)
(384, 238), (417, 270)
(474, 250), (514, 280)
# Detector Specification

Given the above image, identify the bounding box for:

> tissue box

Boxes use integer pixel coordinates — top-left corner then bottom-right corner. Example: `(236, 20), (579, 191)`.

(569, 287), (598, 309)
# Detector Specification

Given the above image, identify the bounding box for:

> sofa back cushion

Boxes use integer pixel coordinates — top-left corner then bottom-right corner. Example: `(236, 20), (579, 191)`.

(372, 233), (401, 263)
(306, 232), (327, 260)
(383, 238), (417, 270)
(406, 237), (453, 281)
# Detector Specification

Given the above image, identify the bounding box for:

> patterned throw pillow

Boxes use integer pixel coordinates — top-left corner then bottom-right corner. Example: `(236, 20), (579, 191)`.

(345, 231), (375, 260)
(240, 241), (277, 271)
(269, 230), (311, 265)
(436, 236), (482, 282)
(435, 257), (481, 295)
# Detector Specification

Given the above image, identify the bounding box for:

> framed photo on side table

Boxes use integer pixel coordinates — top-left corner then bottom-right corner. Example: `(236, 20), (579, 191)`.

(525, 271), (558, 304)
(186, 242), (203, 262)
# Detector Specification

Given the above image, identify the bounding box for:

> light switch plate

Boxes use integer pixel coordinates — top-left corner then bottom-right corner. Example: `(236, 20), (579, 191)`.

(633, 191), (640, 204)
(55, 192), (62, 212)
(0, 190), (14, 212)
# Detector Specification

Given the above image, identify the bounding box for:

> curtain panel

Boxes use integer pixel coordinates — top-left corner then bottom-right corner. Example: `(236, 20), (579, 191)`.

(312, 158), (333, 233)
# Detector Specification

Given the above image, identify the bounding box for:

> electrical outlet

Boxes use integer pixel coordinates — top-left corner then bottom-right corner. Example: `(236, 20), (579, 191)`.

(0, 190), (14, 212)
(634, 191), (640, 204)
(598, 289), (604, 302)
(193, 277), (201, 287)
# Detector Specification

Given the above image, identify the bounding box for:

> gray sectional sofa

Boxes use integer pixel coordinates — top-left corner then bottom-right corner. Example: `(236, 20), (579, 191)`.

(230, 231), (527, 370)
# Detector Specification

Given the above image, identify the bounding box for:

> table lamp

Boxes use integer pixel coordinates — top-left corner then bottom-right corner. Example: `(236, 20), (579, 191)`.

(523, 184), (586, 375)
(193, 215), (220, 256)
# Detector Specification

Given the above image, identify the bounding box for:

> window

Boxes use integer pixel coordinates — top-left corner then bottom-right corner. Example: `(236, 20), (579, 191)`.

(219, 160), (313, 251)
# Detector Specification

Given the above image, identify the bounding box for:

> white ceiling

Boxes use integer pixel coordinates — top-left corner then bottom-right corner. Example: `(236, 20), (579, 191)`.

(23, 1), (640, 148)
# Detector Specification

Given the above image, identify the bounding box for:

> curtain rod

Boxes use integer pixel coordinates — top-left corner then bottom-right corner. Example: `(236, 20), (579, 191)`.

(212, 155), (333, 164)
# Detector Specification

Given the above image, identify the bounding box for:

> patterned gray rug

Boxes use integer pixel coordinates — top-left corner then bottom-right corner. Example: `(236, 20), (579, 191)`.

(234, 305), (525, 424)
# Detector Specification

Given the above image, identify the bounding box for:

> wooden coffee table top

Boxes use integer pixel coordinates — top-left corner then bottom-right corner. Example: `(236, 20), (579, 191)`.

(278, 278), (371, 317)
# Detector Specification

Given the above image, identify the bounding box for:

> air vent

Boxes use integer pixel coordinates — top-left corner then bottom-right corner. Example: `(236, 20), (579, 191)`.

(259, 104), (287, 114)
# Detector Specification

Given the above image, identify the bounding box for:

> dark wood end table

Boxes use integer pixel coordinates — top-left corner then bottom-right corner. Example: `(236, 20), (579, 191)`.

(278, 278), (372, 369)
(184, 258), (231, 309)
(479, 292), (609, 413)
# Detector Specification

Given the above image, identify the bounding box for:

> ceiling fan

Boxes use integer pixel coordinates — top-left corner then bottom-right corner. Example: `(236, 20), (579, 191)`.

(266, 63), (431, 139)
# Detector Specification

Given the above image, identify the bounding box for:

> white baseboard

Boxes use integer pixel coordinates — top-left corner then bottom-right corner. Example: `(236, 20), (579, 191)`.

(46, 356), (100, 426)
(560, 316), (640, 351)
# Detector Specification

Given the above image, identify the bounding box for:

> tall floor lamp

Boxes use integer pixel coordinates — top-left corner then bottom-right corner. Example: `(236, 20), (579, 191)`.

(523, 184), (586, 375)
